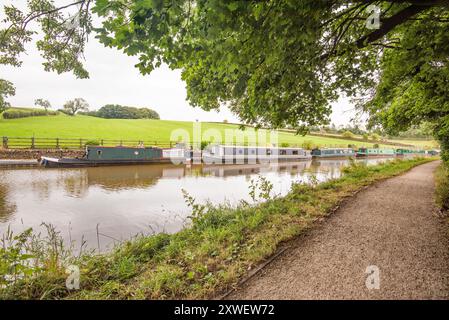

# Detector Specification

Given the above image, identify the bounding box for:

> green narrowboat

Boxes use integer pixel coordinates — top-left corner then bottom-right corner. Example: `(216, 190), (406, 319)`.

(356, 148), (396, 157)
(40, 146), (167, 167)
(395, 148), (415, 156)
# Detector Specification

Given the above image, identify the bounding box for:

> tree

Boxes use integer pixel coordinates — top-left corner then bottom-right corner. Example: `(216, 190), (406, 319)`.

(34, 98), (51, 111)
(63, 98), (89, 116)
(95, 104), (160, 119)
(1, 1), (449, 151)
(0, 79), (15, 113)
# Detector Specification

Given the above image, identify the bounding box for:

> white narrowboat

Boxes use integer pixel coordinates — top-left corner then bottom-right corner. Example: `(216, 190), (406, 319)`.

(202, 145), (311, 164)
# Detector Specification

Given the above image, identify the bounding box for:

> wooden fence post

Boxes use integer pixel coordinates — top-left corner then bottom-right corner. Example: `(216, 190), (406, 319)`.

(2, 136), (8, 149)
(56, 138), (60, 149)
(79, 138), (83, 149)
(101, 139), (104, 146)
(31, 137), (35, 149)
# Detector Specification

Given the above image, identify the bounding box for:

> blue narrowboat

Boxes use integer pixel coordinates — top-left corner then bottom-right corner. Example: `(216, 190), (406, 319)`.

(40, 146), (171, 167)
(311, 148), (355, 158)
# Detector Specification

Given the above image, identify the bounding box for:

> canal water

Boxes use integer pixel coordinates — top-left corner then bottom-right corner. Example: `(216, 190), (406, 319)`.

(0, 158), (390, 251)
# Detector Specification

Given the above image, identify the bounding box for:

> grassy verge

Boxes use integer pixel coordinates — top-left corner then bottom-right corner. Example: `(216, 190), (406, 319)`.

(0, 157), (435, 299)
(435, 162), (449, 211)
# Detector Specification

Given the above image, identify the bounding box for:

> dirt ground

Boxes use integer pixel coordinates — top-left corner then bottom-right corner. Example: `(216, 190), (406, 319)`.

(228, 161), (449, 299)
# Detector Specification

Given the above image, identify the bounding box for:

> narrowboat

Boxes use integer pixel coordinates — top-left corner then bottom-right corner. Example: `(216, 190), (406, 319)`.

(426, 150), (440, 156)
(311, 148), (355, 158)
(201, 144), (311, 164)
(40, 145), (184, 167)
(356, 148), (395, 157)
(395, 148), (423, 156)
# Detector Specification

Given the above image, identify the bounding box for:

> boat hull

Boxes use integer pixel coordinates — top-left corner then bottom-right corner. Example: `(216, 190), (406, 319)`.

(40, 156), (173, 168)
(355, 153), (395, 158)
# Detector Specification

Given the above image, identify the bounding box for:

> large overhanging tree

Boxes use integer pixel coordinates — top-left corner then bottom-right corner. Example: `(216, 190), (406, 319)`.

(1, 1), (448, 152)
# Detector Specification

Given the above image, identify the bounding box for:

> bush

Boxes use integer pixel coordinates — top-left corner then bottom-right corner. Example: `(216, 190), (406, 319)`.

(362, 133), (369, 141)
(280, 142), (290, 147)
(200, 141), (210, 150)
(370, 133), (381, 141)
(342, 130), (354, 138)
(85, 140), (101, 146)
(95, 105), (160, 119)
(301, 140), (313, 150)
(435, 164), (449, 211)
(2, 108), (58, 119)
(373, 143), (379, 148)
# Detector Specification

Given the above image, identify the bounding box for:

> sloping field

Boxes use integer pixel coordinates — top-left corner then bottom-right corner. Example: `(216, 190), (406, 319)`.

(0, 113), (430, 148)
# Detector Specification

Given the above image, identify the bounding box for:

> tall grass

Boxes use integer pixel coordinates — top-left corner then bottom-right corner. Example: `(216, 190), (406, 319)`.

(435, 163), (449, 211)
(0, 157), (435, 299)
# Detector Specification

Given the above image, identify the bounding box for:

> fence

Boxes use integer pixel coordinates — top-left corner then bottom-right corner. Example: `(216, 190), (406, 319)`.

(1, 137), (175, 150)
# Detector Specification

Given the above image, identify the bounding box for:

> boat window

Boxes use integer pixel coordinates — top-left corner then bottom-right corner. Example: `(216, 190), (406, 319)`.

(134, 151), (139, 155)
(97, 150), (102, 156)
(267, 149), (272, 155)
(292, 150), (298, 155)
(280, 150), (287, 155)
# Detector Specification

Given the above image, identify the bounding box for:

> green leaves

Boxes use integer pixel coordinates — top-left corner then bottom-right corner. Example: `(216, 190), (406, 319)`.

(0, 79), (15, 112)
(1, 0), (448, 152)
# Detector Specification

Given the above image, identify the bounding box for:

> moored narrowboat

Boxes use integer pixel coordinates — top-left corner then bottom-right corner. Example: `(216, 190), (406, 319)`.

(426, 149), (440, 156)
(40, 145), (178, 167)
(395, 148), (425, 156)
(311, 148), (355, 158)
(356, 148), (396, 157)
(201, 144), (311, 164)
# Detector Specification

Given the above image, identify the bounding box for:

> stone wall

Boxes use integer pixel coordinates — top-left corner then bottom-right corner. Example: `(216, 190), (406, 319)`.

(0, 149), (85, 160)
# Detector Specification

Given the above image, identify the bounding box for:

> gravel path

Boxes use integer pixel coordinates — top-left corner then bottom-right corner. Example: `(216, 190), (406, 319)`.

(228, 161), (449, 299)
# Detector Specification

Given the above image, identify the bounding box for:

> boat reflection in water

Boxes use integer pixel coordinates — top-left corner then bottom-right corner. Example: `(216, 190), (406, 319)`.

(0, 157), (390, 251)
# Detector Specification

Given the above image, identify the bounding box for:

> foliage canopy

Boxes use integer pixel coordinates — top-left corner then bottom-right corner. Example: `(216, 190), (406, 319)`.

(1, 1), (448, 150)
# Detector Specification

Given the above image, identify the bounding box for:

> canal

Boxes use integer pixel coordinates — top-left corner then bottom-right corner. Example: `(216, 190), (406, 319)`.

(0, 158), (390, 251)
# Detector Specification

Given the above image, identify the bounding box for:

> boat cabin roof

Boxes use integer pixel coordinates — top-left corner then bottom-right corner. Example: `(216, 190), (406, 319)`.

(213, 145), (304, 150)
(87, 145), (161, 150)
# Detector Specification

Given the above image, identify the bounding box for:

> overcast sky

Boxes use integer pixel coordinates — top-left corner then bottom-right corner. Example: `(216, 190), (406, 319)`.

(1, 1), (357, 125)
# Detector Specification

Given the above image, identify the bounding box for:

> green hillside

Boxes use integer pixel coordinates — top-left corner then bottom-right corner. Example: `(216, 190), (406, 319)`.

(0, 113), (434, 149)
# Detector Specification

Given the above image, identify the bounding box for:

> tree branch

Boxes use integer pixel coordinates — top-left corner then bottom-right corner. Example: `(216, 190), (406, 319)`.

(356, 4), (429, 48)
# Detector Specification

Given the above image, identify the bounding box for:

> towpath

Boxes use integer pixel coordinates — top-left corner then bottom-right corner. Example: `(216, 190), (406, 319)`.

(228, 161), (449, 299)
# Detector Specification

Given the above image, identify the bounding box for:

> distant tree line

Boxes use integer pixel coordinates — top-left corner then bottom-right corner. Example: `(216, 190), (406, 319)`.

(2, 97), (161, 121)
(79, 104), (160, 120)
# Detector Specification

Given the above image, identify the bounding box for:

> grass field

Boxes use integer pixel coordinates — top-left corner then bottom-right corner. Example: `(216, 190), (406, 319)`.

(0, 113), (435, 149)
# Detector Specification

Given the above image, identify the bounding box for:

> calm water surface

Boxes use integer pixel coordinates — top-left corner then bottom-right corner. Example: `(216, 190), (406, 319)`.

(0, 158), (389, 250)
